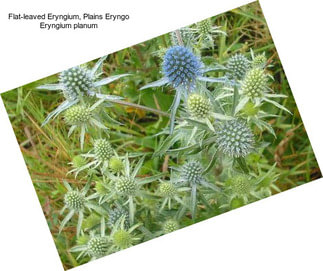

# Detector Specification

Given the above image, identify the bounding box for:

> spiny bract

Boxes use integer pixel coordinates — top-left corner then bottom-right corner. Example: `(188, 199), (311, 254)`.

(197, 19), (212, 35)
(109, 157), (124, 172)
(76, 235), (90, 245)
(226, 53), (250, 80)
(187, 93), (211, 119)
(163, 46), (202, 89)
(115, 177), (137, 196)
(87, 237), (109, 257)
(82, 213), (101, 230)
(228, 175), (252, 196)
(95, 181), (108, 195)
(216, 120), (254, 158)
(64, 104), (91, 126)
(113, 229), (132, 249)
(159, 182), (176, 198)
(94, 139), (114, 162)
(71, 155), (87, 168)
(64, 190), (85, 211)
(59, 67), (93, 100)
(163, 219), (179, 234)
(181, 161), (204, 184)
(108, 208), (130, 229)
(241, 68), (267, 98)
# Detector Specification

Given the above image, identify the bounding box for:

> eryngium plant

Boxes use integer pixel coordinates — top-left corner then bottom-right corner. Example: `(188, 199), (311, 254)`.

(140, 43), (230, 132)
(29, 14), (294, 268)
(37, 56), (129, 125)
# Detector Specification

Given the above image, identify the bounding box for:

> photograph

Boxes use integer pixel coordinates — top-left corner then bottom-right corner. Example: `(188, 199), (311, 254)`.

(1, 1), (321, 269)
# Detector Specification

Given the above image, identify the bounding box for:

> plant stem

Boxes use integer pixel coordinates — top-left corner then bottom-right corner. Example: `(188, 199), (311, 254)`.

(109, 99), (170, 118)
(175, 30), (184, 46)
(232, 85), (239, 115)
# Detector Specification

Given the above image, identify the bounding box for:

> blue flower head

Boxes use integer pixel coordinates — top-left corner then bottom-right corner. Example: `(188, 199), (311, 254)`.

(162, 46), (202, 89)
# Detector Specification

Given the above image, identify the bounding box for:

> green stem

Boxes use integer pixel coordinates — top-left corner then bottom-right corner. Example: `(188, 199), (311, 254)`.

(109, 99), (170, 118)
(232, 85), (239, 116)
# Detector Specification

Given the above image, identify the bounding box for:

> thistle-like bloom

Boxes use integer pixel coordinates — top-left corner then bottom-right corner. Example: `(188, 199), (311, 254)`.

(108, 216), (141, 252)
(215, 119), (254, 158)
(140, 45), (229, 133)
(115, 176), (137, 196)
(64, 102), (107, 149)
(224, 174), (257, 206)
(192, 18), (226, 49)
(252, 53), (267, 68)
(187, 93), (211, 119)
(180, 161), (204, 185)
(174, 160), (218, 219)
(228, 175), (253, 196)
(159, 182), (177, 198)
(93, 156), (163, 223)
(163, 46), (202, 89)
(64, 104), (91, 125)
(70, 138), (116, 176)
(59, 66), (94, 100)
(157, 181), (184, 211)
(241, 68), (267, 98)
(226, 53), (250, 80)
(87, 236), (109, 258)
(59, 180), (102, 236)
(163, 219), (179, 234)
(37, 56), (129, 125)
(197, 19), (213, 35)
(108, 208), (130, 229)
(94, 138), (114, 163)
(235, 67), (291, 115)
(70, 218), (110, 261)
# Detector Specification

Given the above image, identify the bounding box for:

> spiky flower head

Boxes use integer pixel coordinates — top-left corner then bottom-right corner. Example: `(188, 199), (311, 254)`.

(115, 176), (137, 196)
(163, 219), (179, 234)
(109, 157), (124, 173)
(241, 68), (267, 98)
(226, 53), (250, 80)
(252, 54), (267, 68)
(228, 175), (252, 196)
(59, 67), (93, 100)
(64, 190), (85, 211)
(159, 182), (176, 198)
(187, 93), (211, 119)
(64, 104), (91, 126)
(181, 161), (204, 185)
(197, 19), (212, 35)
(94, 139), (114, 162)
(216, 120), (254, 158)
(87, 237), (109, 257)
(113, 229), (133, 249)
(163, 46), (202, 89)
(108, 208), (130, 229)
(171, 28), (195, 47)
